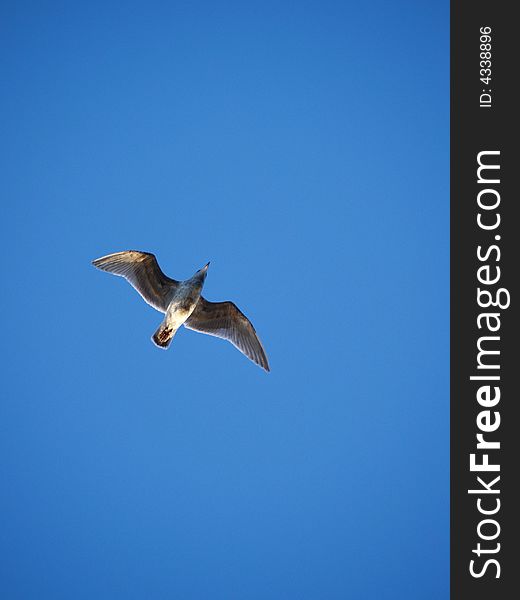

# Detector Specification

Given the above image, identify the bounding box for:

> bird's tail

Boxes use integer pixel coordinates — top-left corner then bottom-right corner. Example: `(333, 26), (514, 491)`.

(152, 321), (177, 349)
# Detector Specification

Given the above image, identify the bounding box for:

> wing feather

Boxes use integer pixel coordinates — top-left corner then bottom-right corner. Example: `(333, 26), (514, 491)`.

(184, 297), (270, 372)
(92, 251), (178, 312)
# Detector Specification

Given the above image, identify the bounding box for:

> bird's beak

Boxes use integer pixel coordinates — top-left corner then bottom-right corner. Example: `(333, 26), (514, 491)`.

(202, 262), (210, 272)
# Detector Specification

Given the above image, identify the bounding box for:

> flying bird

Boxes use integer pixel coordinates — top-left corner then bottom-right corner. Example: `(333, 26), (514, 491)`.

(92, 251), (270, 372)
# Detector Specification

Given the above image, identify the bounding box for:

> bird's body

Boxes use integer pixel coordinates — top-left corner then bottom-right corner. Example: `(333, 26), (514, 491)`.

(92, 250), (270, 371)
(151, 272), (207, 348)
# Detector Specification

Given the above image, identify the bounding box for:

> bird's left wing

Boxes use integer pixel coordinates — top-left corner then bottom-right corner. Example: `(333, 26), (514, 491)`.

(184, 297), (270, 372)
(92, 250), (178, 312)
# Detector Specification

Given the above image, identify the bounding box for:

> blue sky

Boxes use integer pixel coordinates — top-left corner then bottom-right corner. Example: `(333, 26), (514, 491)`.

(1, 2), (448, 598)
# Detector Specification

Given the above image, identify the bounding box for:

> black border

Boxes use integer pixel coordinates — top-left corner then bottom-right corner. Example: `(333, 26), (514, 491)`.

(451, 2), (517, 597)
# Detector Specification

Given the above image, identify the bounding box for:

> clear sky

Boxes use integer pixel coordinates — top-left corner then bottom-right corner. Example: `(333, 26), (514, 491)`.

(1, 1), (448, 598)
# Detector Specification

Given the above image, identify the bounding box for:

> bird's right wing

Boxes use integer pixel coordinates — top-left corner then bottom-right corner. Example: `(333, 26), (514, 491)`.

(92, 251), (179, 312)
(184, 297), (270, 372)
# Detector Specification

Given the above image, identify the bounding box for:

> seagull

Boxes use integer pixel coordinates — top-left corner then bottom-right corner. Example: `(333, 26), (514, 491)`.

(92, 251), (270, 372)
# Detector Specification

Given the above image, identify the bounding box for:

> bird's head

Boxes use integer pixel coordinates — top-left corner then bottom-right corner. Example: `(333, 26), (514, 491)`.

(193, 262), (210, 283)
